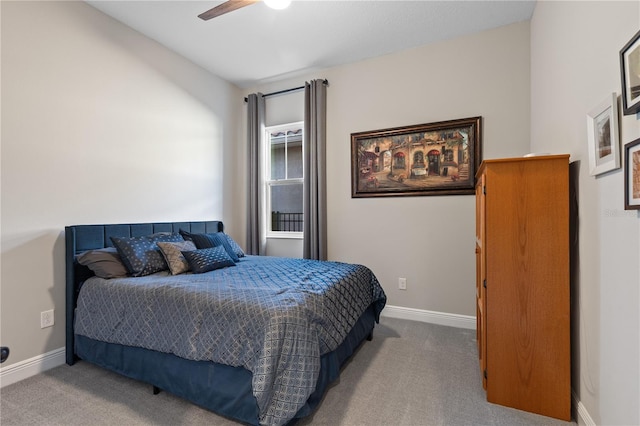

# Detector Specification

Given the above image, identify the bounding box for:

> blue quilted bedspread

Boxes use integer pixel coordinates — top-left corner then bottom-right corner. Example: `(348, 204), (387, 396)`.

(74, 255), (386, 425)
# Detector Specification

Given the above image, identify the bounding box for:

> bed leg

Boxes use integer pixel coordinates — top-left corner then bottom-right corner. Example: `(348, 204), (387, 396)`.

(153, 386), (161, 395)
(367, 332), (373, 341)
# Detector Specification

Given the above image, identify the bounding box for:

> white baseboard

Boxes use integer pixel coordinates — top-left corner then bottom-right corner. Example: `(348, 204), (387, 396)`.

(381, 305), (476, 329)
(573, 390), (596, 426)
(0, 347), (65, 388)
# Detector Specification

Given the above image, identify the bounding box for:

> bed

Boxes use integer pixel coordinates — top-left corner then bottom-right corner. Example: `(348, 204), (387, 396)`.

(65, 220), (386, 426)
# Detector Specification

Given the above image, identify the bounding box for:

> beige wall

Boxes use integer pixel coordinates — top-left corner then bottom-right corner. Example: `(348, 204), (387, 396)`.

(244, 21), (531, 316)
(531, 2), (639, 425)
(0, 1), (242, 367)
(5, 2), (637, 423)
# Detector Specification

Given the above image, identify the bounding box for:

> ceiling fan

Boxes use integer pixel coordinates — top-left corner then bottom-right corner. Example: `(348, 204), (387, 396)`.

(198, 0), (291, 21)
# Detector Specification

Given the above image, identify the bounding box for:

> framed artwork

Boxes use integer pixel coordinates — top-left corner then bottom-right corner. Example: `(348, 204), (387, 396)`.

(620, 29), (640, 115)
(586, 93), (620, 176)
(351, 116), (481, 198)
(624, 137), (640, 210)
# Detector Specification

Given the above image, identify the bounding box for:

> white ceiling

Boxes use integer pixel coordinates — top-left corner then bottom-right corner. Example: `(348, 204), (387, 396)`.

(86, 0), (536, 88)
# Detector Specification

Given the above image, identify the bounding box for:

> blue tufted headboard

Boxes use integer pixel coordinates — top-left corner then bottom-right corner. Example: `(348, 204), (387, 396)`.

(64, 220), (223, 365)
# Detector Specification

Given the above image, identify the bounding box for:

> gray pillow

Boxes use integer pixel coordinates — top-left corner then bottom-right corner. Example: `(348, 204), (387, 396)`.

(76, 247), (128, 279)
(157, 240), (197, 275)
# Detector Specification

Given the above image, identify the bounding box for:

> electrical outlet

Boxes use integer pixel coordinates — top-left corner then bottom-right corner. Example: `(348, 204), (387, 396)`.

(398, 277), (407, 290)
(41, 310), (54, 328)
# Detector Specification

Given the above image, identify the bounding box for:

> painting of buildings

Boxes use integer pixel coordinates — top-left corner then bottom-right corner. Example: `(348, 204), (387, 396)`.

(352, 118), (480, 197)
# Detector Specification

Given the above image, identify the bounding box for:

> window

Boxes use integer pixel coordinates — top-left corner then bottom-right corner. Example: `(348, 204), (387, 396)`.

(265, 122), (303, 236)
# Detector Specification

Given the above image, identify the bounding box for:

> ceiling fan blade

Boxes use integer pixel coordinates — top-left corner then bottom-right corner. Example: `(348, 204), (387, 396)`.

(198, 0), (260, 21)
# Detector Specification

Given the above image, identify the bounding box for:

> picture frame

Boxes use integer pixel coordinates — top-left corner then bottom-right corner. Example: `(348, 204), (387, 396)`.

(351, 116), (481, 198)
(586, 93), (620, 176)
(620, 29), (640, 115)
(624, 137), (640, 210)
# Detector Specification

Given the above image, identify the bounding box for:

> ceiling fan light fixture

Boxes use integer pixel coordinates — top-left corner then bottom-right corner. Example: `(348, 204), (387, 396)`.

(264, 0), (291, 10)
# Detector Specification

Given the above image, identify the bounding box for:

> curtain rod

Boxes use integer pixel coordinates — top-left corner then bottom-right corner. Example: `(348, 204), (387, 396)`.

(244, 79), (328, 102)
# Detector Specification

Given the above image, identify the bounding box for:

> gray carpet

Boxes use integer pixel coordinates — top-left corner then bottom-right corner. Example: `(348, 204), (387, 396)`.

(1, 317), (575, 425)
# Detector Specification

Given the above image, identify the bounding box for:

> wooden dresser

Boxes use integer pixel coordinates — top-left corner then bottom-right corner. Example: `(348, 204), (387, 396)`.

(475, 155), (571, 421)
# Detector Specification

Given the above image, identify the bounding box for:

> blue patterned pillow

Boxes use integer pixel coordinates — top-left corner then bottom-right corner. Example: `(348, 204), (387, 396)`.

(182, 246), (235, 274)
(179, 230), (240, 262)
(222, 233), (245, 258)
(111, 233), (184, 277)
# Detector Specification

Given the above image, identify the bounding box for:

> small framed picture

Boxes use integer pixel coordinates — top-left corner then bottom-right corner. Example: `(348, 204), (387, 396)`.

(620, 29), (640, 115)
(624, 137), (640, 210)
(586, 93), (620, 176)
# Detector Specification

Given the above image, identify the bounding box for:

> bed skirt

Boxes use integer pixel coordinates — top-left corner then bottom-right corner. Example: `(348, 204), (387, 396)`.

(75, 304), (377, 425)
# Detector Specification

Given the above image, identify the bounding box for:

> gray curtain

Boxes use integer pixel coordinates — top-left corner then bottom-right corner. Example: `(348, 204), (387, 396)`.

(303, 80), (327, 260)
(246, 93), (266, 255)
